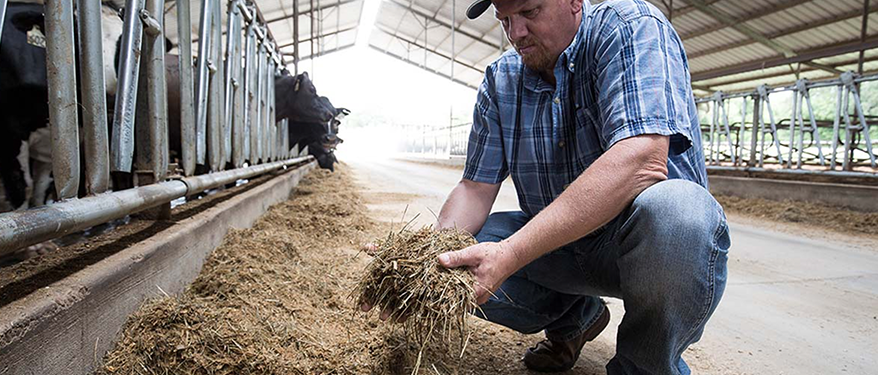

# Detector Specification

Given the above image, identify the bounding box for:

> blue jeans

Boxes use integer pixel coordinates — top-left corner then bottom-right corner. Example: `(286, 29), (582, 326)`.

(474, 179), (730, 375)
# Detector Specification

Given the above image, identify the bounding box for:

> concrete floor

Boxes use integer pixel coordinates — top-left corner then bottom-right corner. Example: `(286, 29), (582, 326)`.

(345, 155), (878, 374)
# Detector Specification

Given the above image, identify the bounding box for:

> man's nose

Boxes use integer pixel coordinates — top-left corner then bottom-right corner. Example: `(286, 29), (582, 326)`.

(506, 16), (528, 43)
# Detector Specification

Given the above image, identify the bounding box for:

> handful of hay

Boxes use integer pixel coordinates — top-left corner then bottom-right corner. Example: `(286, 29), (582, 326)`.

(355, 227), (479, 356)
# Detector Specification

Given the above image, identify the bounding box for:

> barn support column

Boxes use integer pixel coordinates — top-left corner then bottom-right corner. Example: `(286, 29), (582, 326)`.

(179, 0), (197, 176)
(77, 0), (110, 195)
(45, 0), (80, 200)
(859, 0), (871, 74)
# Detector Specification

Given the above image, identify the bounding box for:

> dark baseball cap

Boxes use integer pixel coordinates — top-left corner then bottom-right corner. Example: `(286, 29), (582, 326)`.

(466, 0), (492, 19)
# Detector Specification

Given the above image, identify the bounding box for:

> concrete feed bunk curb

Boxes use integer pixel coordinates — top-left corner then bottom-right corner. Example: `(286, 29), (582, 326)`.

(0, 161), (316, 375)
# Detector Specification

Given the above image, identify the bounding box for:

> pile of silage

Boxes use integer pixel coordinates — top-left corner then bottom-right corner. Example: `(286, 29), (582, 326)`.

(355, 226), (480, 369)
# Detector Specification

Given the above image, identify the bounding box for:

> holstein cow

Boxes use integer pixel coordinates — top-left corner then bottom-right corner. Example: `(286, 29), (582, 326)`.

(0, 1), (125, 211)
(0, 1), (124, 261)
(164, 56), (337, 168)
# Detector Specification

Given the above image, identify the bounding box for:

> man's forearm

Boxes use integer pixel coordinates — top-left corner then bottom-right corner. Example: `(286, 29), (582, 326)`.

(436, 179), (501, 234)
(502, 135), (670, 270)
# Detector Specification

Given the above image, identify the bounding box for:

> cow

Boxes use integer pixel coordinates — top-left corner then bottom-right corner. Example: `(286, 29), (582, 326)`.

(164, 55), (338, 167)
(0, 1), (126, 262)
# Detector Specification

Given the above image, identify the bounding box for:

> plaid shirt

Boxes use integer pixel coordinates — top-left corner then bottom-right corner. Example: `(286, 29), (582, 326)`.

(464, 0), (707, 217)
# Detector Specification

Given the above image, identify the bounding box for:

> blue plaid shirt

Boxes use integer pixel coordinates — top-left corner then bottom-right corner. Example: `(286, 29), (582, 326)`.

(464, 0), (707, 217)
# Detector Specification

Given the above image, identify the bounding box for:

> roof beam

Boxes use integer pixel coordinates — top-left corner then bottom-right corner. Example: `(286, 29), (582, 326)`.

(685, 0), (797, 58)
(678, 0), (812, 41)
(374, 23), (485, 75)
(691, 36), (878, 81)
(669, 0), (721, 18)
(702, 54), (878, 88)
(369, 45), (479, 90)
(386, 0), (503, 51)
(276, 24), (358, 49)
(688, 3), (878, 60)
(265, 0), (358, 24)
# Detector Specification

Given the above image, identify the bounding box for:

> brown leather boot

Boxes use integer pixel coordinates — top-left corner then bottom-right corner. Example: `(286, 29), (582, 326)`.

(523, 306), (611, 372)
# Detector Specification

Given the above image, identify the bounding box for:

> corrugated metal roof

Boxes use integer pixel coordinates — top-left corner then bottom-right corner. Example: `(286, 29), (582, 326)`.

(364, 0), (878, 93)
(159, 0), (877, 93)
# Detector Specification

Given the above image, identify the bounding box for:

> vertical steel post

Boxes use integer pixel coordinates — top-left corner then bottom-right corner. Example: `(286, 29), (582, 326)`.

(77, 0), (109, 194)
(194, 0), (213, 165)
(255, 41), (266, 163)
(247, 23), (258, 164)
(135, 0), (169, 185)
(830, 85), (844, 170)
(0, 0), (7, 47)
(213, 0), (227, 167)
(225, 1), (242, 166)
(264, 48), (274, 161)
(293, 0), (299, 75)
(178, 0), (196, 176)
(231, 3), (246, 167)
(748, 95), (760, 167)
(111, 0), (145, 173)
(788, 89), (798, 168)
(206, 0), (222, 171)
(46, 0), (80, 200)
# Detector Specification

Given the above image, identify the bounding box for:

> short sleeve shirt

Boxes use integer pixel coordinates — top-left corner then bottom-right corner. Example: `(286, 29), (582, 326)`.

(463, 0), (708, 217)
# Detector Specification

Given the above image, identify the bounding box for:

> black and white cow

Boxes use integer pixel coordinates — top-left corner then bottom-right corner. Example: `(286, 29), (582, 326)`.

(0, 1), (125, 211)
(164, 55), (338, 167)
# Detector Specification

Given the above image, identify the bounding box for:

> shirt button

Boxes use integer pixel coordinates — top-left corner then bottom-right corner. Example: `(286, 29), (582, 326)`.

(558, 140), (566, 148)
(569, 63), (575, 70)
(553, 97), (560, 104)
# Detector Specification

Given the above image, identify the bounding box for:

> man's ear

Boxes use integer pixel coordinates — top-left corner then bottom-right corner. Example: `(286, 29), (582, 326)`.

(569, 0), (583, 14)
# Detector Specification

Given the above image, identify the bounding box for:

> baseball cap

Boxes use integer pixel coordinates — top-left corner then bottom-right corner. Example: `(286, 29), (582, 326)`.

(466, 0), (492, 19)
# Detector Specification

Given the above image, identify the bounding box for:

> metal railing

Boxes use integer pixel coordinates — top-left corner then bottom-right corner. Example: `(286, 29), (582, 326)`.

(0, 0), (304, 256)
(402, 72), (878, 174)
(698, 72), (878, 171)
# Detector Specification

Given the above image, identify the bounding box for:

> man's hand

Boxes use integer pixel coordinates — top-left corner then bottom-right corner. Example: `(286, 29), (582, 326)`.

(438, 241), (523, 305)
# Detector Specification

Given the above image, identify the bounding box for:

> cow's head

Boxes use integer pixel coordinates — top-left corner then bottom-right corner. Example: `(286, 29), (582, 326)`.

(275, 71), (335, 124)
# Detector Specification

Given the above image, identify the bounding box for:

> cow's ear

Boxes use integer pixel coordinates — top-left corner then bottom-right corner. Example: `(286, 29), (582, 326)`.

(11, 11), (45, 33)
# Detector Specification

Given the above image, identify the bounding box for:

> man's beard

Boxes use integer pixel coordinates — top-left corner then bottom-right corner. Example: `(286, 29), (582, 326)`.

(515, 38), (555, 72)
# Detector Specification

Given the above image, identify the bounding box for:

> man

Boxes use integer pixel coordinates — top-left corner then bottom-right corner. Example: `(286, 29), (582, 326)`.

(365, 0), (729, 373)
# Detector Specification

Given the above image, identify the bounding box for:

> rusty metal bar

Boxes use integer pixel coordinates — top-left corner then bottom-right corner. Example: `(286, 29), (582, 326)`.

(194, 0), (214, 165)
(225, 1), (242, 166)
(110, 0), (144, 173)
(46, 0), (80, 200)
(77, 0), (109, 194)
(0, 157), (313, 256)
(134, 1), (169, 186)
(178, 0), (196, 176)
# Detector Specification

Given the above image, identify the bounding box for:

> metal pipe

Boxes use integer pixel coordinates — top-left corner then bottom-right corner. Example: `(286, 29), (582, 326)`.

(110, 0), (144, 173)
(706, 165), (878, 179)
(244, 21), (256, 163)
(264, 52), (274, 161)
(224, 2), (241, 166)
(213, 0), (227, 167)
(178, 0), (196, 176)
(134, 1), (169, 184)
(0, 157), (314, 256)
(77, 0), (109, 194)
(46, 0), (80, 200)
(194, 0), (213, 165)
(0, 0), (7, 47)
(207, 0), (222, 171)
(293, 0), (299, 75)
(255, 42), (266, 162)
(231, 12), (246, 167)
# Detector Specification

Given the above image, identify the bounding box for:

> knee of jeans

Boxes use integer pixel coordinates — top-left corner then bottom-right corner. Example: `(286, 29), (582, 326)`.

(623, 180), (728, 265)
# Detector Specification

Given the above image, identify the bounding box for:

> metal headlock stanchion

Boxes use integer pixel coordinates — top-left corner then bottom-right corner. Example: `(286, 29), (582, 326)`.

(0, 0), (7, 47)
(46, 0), (80, 200)
(111, 0), (145, 174)
(756, 84), (785, 167)
(0, 0), (308, 256)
